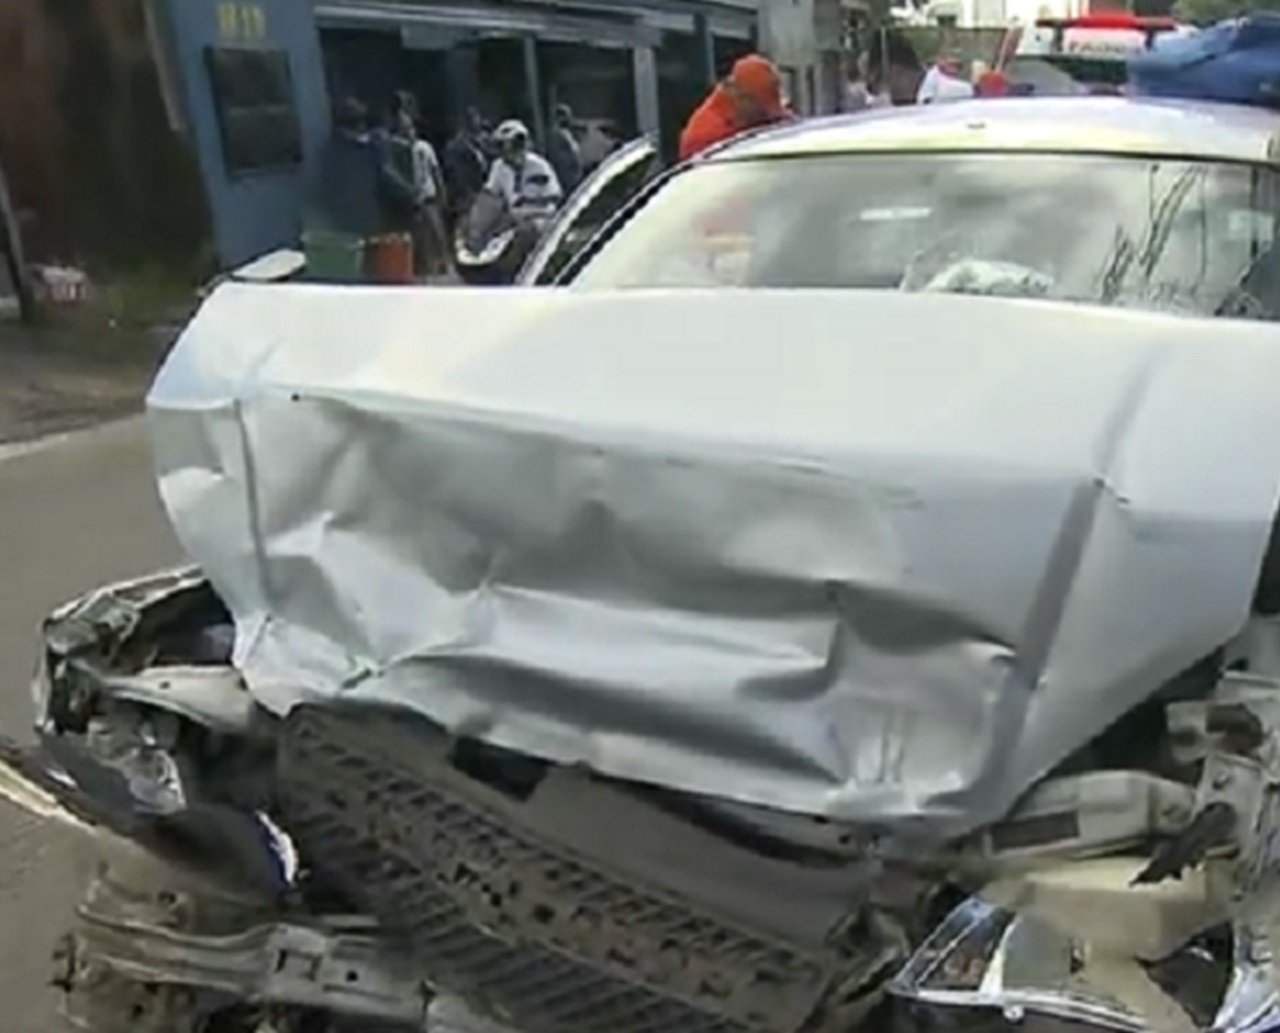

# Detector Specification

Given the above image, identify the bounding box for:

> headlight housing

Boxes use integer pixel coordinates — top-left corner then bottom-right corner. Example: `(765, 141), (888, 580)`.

(887, 858), (1271, 1033)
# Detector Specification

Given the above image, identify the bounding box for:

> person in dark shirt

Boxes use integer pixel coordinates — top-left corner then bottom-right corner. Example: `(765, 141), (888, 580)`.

(548, 103), (585, 194)
(374, 93), (422, 232)
(311, 97), (382, 238)
(444, 107), (490, 230)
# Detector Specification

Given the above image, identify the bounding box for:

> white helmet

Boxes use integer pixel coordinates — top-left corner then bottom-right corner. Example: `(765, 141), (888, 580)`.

(493, 119), (530, 147)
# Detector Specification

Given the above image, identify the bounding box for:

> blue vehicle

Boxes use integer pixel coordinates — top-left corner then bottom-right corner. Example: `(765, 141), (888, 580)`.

(1129, 12), (1280, 109)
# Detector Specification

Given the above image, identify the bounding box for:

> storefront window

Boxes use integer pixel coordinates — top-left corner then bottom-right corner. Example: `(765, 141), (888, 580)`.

(204, 46), (302, 176)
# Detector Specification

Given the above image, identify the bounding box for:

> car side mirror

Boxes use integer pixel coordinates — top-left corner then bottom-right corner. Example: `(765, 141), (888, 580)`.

(231, 250), (307, 283)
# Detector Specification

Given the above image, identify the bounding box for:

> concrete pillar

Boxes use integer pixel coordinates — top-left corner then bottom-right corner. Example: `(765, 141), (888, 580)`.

(632, 44), (660, 138)
(522, 36), (546, 150)
(445, 47), (479, 125)
(694, 12), (716, 87)
(816, 52), (842, 115)
(814, 0), (845, 115)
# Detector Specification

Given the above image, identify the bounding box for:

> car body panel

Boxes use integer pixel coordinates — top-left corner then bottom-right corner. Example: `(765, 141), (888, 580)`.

(147, 282), (1280, 837)
(519, 135), (660, 286)
(20, 97), (1280, 1033)
(725, 97), (1280, 168)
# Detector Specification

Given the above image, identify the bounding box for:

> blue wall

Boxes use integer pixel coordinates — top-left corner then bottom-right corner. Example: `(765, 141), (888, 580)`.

(162, 0), (331, 267)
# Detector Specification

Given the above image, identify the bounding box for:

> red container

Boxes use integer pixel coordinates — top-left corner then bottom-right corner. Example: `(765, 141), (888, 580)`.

(365, 233), (415, 284)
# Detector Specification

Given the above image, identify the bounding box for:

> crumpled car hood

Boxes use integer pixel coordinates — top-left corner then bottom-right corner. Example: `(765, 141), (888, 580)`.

(148, 283), (1280, 837)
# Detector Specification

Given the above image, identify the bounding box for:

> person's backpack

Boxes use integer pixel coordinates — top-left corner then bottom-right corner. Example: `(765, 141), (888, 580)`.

(1128, 14), (1280, 108)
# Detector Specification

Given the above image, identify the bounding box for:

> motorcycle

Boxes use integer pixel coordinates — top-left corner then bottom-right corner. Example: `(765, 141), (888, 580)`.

(454, 188), (558, 286)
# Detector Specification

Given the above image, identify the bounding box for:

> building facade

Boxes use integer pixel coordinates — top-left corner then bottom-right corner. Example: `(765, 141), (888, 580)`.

(315, 0), (759, 166)
(757, 0), (858, 115)
(0, 0), (209, 267)
(151, 0), (332, 269)
(145, 0), (764, 267)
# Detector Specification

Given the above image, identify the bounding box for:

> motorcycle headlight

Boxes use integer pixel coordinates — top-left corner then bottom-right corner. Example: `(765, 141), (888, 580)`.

(888, 858), (1270, 1033)
(477, 233), (514, 264)
(458, 228), (516, 266)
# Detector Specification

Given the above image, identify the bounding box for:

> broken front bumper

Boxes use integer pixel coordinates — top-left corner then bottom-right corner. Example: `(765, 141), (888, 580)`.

(0, 738), (427, 1029)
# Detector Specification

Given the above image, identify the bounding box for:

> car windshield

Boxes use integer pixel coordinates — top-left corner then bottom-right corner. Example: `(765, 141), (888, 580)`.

(573, 153), (1280, 320)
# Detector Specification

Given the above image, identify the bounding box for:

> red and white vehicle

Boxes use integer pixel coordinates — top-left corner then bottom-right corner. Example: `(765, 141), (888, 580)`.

(986, 13), (1194, 96)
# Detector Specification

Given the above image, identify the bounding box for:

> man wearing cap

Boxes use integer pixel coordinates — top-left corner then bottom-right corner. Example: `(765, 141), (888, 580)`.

(679, 54), (791, 162)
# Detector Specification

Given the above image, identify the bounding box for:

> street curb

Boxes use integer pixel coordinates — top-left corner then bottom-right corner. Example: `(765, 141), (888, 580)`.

(0, 416), (144, 466)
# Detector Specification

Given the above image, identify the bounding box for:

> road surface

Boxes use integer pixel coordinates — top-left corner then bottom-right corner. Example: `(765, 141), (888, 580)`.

(0, 419), (177, 1032)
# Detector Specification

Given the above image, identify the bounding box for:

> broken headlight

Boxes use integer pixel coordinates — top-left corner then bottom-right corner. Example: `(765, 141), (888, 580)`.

(887, 859), (1263, 1033)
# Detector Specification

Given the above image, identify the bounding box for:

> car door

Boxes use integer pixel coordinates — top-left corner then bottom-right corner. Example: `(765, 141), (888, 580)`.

(518, 136), (661, 286)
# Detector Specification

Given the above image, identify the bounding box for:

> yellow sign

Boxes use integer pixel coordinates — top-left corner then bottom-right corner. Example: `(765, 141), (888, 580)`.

(216, 2), (267, 42)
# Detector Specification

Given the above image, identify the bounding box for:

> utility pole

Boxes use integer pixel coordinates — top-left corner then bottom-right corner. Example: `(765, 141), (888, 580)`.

(522, 36), (547, 152)
(814, 0), (845, 113)
(0, 156), (33, 324)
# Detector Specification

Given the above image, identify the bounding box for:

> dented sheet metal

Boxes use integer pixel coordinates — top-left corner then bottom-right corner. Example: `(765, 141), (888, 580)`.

(147, 283), (1280, 836)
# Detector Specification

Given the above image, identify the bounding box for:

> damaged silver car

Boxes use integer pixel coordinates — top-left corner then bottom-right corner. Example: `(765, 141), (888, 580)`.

(10, 96), (1280, 1033)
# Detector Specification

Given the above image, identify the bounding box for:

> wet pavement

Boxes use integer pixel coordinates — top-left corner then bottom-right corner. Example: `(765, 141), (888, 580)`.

(0, 418), (178, 1031)
(0, 299), (179, 1029)
(0, 281), (456, 1027)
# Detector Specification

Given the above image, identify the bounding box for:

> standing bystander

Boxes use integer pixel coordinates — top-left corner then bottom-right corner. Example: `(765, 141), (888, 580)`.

(548, 104), (585, 194)
(678, 55), (792, 162)
(444, 107), (490, 232)
(864, 29), (974, 105)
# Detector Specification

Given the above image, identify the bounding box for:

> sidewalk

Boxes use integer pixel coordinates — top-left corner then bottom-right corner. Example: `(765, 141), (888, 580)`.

(0, 318), (175, 445)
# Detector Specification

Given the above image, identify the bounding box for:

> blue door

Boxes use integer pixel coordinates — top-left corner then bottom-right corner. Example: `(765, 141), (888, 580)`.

(162, 0), (331, 267)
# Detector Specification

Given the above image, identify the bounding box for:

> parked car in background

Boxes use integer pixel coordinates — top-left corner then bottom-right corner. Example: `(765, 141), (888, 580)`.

(7, 97), (1280, 1033)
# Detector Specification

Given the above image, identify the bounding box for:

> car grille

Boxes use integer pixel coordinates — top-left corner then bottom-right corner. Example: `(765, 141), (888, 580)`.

(275, 704), (858, 1033)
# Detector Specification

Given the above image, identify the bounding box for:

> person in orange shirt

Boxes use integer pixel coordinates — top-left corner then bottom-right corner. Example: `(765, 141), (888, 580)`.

(678, 55), (791, 162)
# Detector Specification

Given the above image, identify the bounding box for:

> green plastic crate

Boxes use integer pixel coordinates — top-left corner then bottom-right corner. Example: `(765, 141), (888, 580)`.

(303, 231), (365, 282)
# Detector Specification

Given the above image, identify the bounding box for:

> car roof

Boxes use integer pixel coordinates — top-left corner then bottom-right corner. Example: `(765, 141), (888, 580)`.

(710, 97), (1280, 167)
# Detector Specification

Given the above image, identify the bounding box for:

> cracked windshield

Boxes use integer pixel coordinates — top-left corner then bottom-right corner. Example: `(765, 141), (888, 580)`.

(578, 153), (1280, 318)
(10, 3), (1280, 1033)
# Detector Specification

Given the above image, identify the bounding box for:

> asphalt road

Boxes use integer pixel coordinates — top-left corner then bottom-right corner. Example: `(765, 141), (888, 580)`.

(0, 419), (178, 1032)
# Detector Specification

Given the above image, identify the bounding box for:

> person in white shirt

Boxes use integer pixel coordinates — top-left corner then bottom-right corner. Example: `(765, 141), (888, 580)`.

(410, 127), (443, 208)
(916, 63), (976, 102)
(396, 111), (450, 275)
(484, 120), (563, 220)
(864, 28), (974, 106)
